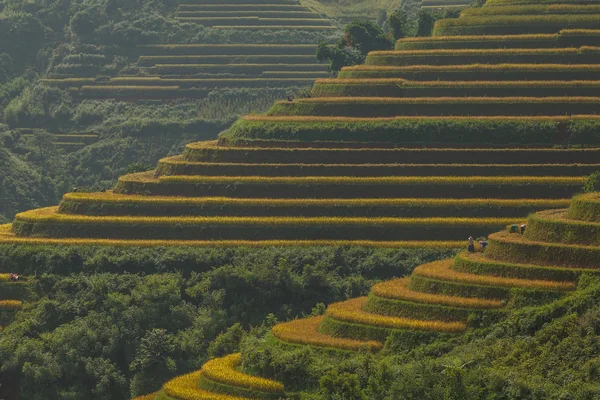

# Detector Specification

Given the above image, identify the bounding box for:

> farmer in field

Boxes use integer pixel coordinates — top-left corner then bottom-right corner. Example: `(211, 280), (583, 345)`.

(9, 273), (19, 281)
(468, 236), (475, 253)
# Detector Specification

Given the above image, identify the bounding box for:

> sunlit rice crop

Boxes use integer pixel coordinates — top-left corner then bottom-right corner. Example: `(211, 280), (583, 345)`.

(325, 297), (466, 333)
(14, 207), (519, 227)
(271, 316), (382, 351)
(371, 278), (503, 309)
(0, 300), (23, 309)
(413, 260), (575, 291)
(200, 354), (284, 393)
(163, 370), (246, 400)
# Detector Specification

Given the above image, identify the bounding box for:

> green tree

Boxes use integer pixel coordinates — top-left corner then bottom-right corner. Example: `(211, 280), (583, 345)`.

(388, 9), (409, 41)
(208, 323), (245, 358)
(129, 329), (177, 396)
(417, 9), (436, 37)
(320, 370), (367, 400)
(585, 171), (600, 193)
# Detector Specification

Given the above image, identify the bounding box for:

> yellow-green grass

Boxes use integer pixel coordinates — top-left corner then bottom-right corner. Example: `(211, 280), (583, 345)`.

(370, 278), (503, 309)
(200, 354), (284, 394)
(338, 63), (600, 80)
(268, 96), (600, 117)
(524, 209), (600, 246)
(163, 370), (247, 400)
(567, 193), (600, 222)
(149, 63), (325, 75)
(453, 252), (597, 282)
(177, 4), (310, 11)
(313, 79), (600, 87)
(299, 0), (403, 20)
(175, 11), (319, 18)
(483, 230), (600, 269)
(13, 206), (518, 227)
(412, 259), (575, 291)
(0, 274), (9, 281)
(271, 316), (383, 351)
(461, 5), (600, 16)
(241, 114), (578, 122)
(434, 14), (600, 36)
(324, 297), (466, 333)
(0, 223), (465, 248)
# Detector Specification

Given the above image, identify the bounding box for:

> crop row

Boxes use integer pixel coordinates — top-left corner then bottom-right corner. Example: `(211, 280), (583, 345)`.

(175, 17), (331, 27)
(485, 0), (599, 6)
(186, 140), (600, 164)
(365, 47), (600, 66)
(453, 252), (594, 283)
(395, 33), (600, 50)
(177, 4), (310, 12)
(434, 14), (600, 36)
(268, 96), (600, 118)
(338, 63), (600, 80)
(271, 316), (383, 351)
(200, 354), (284, 394)
(138, 54), (317, 66)
(485, 230), (600, 269)
(157, 159), (600, 177)
(0, 300), (23, 309)
(462, 4), (600, 16)
(12, 209), (517, 241)
(46, 77), (321, 89)
(149, 63), (325, 75)
(130, 393), (157, 400)
(163, 370), (238, 400)
(567, 193), (600, 222)
(176, 11), (319, 18)
(180, 0), (300, 4)
(136, 44), (318, 56)
(211, 25), (337, 30)
(370, 278), (504, 309)
(59, 195), (570, 218)
(311, 79), (600, 99)
(412, 259), (575, 291)
(524, 209), (600, 246)
(325, 297), (466, 333)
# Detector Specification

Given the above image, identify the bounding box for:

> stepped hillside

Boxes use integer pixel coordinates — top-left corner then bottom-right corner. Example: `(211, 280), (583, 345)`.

(2, 0), (600, 246)
(133, 192), (600, 399)
(40, 0), (336, 100)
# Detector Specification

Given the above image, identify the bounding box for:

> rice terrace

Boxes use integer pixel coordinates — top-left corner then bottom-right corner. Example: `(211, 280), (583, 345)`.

(1, 0), (600, 398)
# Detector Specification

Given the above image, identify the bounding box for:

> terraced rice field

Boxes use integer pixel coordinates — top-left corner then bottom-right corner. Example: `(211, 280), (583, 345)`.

(14, 128), (99, 152)
(133, 193), (600, 400)
(44, 0), (335, 97)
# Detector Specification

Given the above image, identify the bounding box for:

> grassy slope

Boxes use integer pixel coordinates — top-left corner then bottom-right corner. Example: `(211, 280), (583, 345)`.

(300, 0), (405, 19)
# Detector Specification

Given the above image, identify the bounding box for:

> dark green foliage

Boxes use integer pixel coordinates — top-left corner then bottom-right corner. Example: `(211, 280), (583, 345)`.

(0, 247), (445, 398)
(417, 9), (436, 37)
(584, 171), (600, 193)
(316, 41), (362, 73)
(320, 370), (367, 400)
(388, 9), (409, 40)
(208, 323), (245, 358)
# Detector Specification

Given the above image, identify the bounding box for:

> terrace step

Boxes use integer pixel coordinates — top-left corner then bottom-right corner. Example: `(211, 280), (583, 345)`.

(11, 206), (517, 241)
(197, 354), (284, 399)
(453, 251), (596, 282)
(114, 172), (584, 199)
(148, 63), (326, 75)
(567, 193), (600, 222)
(156, 155), (600, 177)
(364, 47), (600, 67)
(524, 209), (600, 246)
(175, 10), (318, 18)
(57, 192), (570, 218)
(175, 17), (331, 27)
(137, 54), (319, 66)
(268, 97), (600, 117)
(136, 44), (318, 56)
(338, 64), (600, 80)
(319, 297), (466, 343)
(363, 278), (502, 322)
(395, 31), (600, 50)
(485, 230), (600, 269)
(184, 140), (600, 164)
(177, 4), (311, 11)
(272, 315), (382, 351)
(409, 259), (575, 299)
(311, 79), (600, 98)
